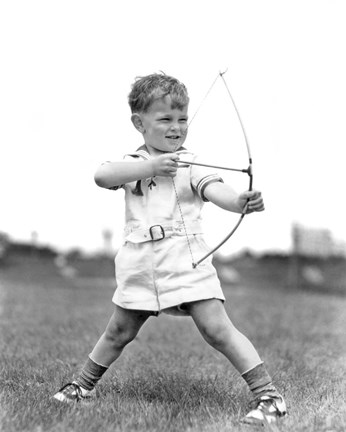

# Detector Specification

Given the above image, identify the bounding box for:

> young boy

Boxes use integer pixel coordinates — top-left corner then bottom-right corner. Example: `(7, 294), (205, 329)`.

(53, 73), (287, 425)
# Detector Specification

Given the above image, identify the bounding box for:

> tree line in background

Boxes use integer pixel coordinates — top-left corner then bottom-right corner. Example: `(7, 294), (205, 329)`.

(1, 231), (345, 297)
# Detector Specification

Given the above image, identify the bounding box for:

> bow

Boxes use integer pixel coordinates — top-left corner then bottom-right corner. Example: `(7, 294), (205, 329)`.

(174, 70), (253, 268)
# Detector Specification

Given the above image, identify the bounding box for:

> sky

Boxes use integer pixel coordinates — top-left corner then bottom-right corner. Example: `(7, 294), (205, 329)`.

(1, 0), (345, 256)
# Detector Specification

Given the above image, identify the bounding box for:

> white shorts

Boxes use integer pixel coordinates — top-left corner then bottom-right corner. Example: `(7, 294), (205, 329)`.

(112, 234), (225, 316)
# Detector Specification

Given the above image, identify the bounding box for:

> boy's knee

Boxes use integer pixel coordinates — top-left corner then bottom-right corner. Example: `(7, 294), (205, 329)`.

(199, 321), (230, 348)
(104, 323), (137, 348)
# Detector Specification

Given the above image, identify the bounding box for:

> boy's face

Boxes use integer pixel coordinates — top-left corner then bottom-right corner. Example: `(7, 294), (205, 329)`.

(133, 95), (189, 155)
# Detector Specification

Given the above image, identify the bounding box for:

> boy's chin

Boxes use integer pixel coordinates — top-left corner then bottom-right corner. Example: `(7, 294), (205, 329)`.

(167, 141), (185, 152)
(147, 140), (185, 154)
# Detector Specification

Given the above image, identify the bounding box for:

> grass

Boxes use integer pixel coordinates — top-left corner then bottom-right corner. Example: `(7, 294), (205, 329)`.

(0, 255), (345, 431)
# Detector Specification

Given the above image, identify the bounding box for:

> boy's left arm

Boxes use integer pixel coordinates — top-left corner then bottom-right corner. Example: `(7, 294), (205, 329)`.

(203, 181), (265, 214)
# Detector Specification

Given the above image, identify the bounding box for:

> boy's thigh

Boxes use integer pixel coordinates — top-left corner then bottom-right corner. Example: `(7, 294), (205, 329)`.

(106, 305), (153, 333)
(186, 300), (240, 346)
(186, 298), (227, 320)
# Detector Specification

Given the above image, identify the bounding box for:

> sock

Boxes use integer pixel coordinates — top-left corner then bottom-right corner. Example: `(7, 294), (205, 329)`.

(241, 362), (281, 400)
(75, 356), (108, 391)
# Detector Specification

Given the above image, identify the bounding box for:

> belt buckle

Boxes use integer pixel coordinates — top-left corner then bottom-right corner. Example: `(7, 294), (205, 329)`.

(149, 225), (165, 241)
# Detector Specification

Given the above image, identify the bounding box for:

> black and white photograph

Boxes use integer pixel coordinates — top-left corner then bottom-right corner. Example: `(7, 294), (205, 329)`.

(1, 1), (345, 431)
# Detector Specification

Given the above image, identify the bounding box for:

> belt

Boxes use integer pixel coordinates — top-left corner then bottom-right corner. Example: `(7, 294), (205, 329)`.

(124, 222), (203, 243)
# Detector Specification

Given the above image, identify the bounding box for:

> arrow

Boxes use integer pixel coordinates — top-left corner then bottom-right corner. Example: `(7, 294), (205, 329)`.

(177, 159), (251, 174)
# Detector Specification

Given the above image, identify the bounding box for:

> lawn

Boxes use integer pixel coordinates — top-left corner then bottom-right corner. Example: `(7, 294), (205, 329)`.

(0, 255), (345, 431)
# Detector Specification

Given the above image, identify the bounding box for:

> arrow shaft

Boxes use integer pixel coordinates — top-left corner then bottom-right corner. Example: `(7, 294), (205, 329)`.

(178, 159), (248, 173)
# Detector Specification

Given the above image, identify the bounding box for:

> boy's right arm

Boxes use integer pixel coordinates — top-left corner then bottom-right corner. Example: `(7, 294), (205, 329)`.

(94, 153), (181, 189)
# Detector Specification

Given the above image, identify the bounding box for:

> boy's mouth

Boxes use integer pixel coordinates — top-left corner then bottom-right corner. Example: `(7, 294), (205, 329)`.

(166, 136), (183, 148)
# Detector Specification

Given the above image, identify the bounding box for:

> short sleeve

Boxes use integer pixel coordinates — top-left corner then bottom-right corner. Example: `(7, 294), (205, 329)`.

(190, 156), (223, 202)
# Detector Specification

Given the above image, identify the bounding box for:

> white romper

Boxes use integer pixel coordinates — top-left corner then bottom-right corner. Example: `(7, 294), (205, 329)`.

(110, 146), (225, 315)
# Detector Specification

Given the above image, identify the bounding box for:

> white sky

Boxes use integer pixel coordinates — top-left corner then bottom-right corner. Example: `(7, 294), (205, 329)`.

(1, 0), (345, 255)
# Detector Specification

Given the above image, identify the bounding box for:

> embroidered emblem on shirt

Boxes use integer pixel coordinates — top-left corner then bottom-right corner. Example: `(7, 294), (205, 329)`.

(147, 177), (157, 189)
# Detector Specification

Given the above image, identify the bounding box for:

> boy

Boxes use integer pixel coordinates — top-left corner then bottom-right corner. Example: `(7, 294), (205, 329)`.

(53, 73), (287, 425)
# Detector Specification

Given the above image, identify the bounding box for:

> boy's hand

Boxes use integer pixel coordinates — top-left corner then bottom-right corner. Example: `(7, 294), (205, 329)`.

(238, 190), (265, 213)
(151, 153), (182, 178)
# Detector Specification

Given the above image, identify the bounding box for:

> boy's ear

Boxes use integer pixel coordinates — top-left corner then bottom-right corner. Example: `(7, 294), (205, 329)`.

(131, 113), (145, 133)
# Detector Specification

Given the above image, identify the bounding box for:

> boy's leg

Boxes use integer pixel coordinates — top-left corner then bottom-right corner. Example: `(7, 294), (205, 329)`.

(54, 305), (152, 401)
(89, 305), (152, 367)
(187, 299), (286, 423)
(187, 298), (262, 373)
(76, 305), (152, 390)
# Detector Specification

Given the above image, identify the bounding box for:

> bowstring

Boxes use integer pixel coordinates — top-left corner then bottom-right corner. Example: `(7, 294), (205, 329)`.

(191, 71), (253, 267)
(171, 73), (222, 268)
(173, 70), (252, 268)
(219, 70), (252, 163)
(171, 178), (196, 266)
(187, 73), (221, 127)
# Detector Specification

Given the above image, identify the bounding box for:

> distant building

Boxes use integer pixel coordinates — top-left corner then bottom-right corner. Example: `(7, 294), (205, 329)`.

(291, 224), (346, 258)
(102, 229), (115, 257)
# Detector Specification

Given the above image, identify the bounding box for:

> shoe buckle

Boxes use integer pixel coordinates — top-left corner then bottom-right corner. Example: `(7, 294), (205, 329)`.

(149, 225), (165, 241)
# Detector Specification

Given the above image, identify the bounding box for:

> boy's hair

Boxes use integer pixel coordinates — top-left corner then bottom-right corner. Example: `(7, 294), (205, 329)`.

(128, 73), (189, 113)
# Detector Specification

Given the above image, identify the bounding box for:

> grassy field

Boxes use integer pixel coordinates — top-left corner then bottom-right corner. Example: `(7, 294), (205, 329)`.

(0, 255), (345, 432)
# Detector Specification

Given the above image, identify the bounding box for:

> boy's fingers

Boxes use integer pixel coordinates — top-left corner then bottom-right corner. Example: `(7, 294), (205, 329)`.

(244, 190), (262, 199)
(242, 190), (265, 213)
(249, 190), (261, 196)
(171, 154), (190, 168)
(170, 156), (190, 168)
